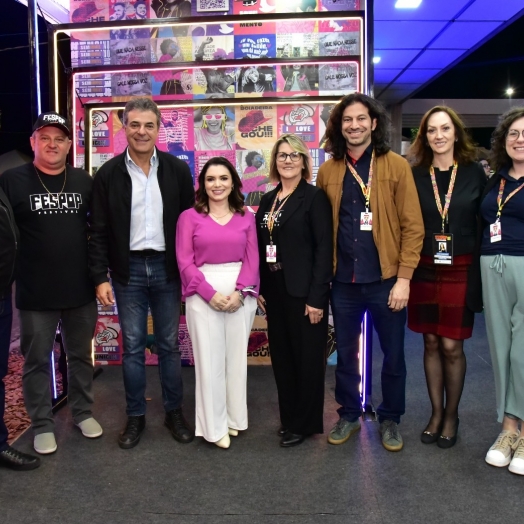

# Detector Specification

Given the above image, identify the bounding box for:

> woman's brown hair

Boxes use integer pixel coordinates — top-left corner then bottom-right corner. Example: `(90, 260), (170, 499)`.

(194, 156), (245, 215)
(407, 105), (477, 167)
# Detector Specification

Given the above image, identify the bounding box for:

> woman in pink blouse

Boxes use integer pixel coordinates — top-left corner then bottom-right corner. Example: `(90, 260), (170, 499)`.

(176, 157), (259, 449)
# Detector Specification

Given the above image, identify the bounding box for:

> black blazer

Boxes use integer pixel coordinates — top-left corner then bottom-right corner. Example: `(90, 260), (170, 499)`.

(412, 162), (486, 257)
(0, 186), (19, 297)
(255, 178), (333, 309)
(89, 149), (195, 286)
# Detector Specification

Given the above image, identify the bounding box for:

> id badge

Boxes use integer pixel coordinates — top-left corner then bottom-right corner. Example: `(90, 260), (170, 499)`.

(360, 211), (373, 231)
(266, 244), (277, 263)
(432, 233), (453, 265)
(490, 221), (502, 243)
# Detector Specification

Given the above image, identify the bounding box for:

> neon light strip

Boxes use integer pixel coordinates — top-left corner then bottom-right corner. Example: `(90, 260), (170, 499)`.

(53, 15), (364, 110)
(50, 348), (58, 399)
(33, 1), (42, 114)
(359, 312), (368, 409)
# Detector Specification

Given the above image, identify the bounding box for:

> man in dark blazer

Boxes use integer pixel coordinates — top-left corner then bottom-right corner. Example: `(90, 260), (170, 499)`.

(90, 98), (195, 449)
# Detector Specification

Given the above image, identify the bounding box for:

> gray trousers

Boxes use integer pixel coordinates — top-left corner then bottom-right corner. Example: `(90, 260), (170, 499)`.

(19, 301), (98, 434)
(481, 255), (524, 422)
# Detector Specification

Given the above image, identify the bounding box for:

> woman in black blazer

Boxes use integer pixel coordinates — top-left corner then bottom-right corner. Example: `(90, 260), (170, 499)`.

(255, 133), (333, 447)
(407, 106), (486, 448)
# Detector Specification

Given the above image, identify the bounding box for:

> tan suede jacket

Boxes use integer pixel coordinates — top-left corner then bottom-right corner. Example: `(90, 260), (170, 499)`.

(317, 150), (424, 280)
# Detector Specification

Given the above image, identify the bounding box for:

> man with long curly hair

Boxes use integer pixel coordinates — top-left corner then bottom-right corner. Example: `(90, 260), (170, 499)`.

(317, 93), (424, 452)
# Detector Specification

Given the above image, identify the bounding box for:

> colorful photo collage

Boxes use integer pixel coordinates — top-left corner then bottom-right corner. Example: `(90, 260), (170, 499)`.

(70, 19), (362, 69)
(69, 0), (361, 24)
(80, 102), (335, 195)
(75, 62), (358, 104)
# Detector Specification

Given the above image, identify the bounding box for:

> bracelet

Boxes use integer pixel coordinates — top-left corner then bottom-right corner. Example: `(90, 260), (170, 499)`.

(237, 290), (245, 306)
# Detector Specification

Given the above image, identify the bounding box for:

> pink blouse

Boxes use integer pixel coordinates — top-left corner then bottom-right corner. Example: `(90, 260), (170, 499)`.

(176, 208), (260, 302)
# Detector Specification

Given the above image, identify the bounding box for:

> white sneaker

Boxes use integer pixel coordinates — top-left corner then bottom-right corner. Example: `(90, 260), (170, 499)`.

(485, 430), (520, 467)
(228, 428), (238, 437)
(509, 436), (524, 475)
(34, 432), (57, 455)
(76, 417), (103, 438)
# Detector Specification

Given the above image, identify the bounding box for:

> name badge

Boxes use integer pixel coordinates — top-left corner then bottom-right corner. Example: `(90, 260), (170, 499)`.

(360, 211), (373, 231)
(490, 221), (502, 243)
(433, 233), (453, 265)
(266, 244), (277, 263)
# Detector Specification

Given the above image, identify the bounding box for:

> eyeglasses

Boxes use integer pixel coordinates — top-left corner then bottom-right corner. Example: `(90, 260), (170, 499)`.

(203, 113), (225, 121)
(276, 152), (302, 162)
(506, 129), (524, 141)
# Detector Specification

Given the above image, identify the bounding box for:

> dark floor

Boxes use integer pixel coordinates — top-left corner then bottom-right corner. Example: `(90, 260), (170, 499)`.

(1, 314), (521, 523)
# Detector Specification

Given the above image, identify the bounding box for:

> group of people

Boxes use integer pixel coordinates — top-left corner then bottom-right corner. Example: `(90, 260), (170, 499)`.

(0, 95), (523, 479)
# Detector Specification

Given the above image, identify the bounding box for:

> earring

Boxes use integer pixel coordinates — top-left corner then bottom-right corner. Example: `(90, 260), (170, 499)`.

(455, 138), (458, 142)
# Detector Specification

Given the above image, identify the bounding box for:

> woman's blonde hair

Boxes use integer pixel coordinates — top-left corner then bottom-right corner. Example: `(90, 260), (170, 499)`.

(268, 133), (312, 183)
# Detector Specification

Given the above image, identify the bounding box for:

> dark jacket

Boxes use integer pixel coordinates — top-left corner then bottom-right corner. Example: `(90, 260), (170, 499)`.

(0, 187), (18, 298)
(467, 171), (502, 312)
(89, 149), (194, 286)
(412, 162), (486, 257)
(255, 178), (333, 309)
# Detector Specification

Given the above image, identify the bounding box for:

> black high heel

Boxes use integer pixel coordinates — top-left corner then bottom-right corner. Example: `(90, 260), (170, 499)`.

(437, 418), (460, 449)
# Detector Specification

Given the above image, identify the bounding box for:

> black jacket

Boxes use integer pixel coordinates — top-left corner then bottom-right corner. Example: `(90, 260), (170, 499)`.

(412, 162), (486, 257)
(467, 171), (502, 312)
(255, 178), (333, 309)
(0, 187), (18, 298)
(89, 150), (194, 286)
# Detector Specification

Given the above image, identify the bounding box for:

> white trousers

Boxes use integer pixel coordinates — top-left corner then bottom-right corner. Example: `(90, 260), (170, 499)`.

(186, 262), (257, 442)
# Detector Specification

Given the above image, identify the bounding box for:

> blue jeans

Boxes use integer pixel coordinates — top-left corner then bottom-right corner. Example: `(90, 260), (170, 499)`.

(0, 290), (13, 450)
(113, 254), (183, 416)
(331, 278), (406, 424)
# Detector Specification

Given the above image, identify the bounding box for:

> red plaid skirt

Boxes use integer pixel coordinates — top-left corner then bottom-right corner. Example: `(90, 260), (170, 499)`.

(407, 254), (474, 340)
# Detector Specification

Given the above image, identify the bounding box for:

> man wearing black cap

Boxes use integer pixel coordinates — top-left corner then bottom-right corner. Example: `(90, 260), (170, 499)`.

(0, 112), (101, 456)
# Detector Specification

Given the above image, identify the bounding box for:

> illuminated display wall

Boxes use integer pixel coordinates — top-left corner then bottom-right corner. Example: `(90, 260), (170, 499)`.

(52, 0), (370, 365)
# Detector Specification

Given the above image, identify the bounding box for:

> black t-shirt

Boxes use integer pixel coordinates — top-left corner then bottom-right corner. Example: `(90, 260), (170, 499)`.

(0, 162), (95, 310)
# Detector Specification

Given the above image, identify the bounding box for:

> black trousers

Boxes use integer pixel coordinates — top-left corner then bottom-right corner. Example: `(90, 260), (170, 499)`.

(264, 271), (328, 435)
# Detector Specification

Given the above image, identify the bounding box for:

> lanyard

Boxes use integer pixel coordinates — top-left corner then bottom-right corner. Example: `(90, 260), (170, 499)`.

(345, 149), (375, 211)
(496, 178), (524, 219)
(266, 186), (296, 242)
(429, 162), (458, 233)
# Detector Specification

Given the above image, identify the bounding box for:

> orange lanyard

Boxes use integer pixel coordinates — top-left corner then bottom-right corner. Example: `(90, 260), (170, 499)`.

(345, 149), (375, 211)
(429, 162), (458, 233)
(496, 178), (524, 219)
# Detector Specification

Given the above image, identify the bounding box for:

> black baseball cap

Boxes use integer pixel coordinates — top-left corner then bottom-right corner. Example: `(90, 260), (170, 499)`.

(32, 112), (71, 137)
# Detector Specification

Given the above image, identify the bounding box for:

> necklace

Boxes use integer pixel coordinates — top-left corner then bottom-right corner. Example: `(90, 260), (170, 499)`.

(277, 184), (298, 202)
(209, 209), (232, 220)
(34, 164), (67, 196)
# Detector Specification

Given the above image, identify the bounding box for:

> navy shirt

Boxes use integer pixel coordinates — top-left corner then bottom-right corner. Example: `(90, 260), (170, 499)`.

(480, 167), (524, 256)
(335, 145), (382, 283)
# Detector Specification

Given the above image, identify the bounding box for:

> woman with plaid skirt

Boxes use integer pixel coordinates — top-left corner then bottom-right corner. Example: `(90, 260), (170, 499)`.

(407, 106), (486, 449)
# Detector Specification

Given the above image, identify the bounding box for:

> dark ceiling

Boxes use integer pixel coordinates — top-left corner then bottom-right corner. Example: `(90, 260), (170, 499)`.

(414, 12), (524, 100)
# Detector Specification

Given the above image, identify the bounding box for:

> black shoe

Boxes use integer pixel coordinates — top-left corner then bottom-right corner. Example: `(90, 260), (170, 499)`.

(277, 425), (287, 437)
(420, 429), (440, 445)
(280, 431), (305, 448)
(118, 415), (146, 449)
(164, 408), (194, 444)
(0, 445), (41, 471)
(437, 418), (460, 449)
(421, 421), (442, 445)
